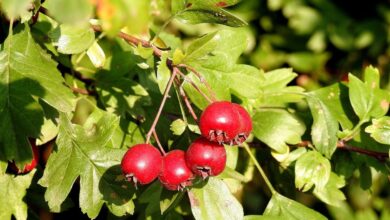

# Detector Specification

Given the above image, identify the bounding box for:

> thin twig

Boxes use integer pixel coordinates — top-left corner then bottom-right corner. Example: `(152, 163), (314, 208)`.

(71, 87), (89, 95)
(145, 68), (178, 143)
(297, 140), (388, 161)
(243, 142), (277, 195)
(337, 141), (388, 162)
(177, 64), (217, 102)
(175, 67), (213, 104)
(91, 25), (163, 57)
(178, 83), (198, 122)
(152, 130), (166, 155)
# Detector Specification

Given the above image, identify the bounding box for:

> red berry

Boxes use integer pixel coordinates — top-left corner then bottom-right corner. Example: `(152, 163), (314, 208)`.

(159, 150), (193, 191)
(10, 139), (39, 174)
(121, 144), (163, 185)
(199, 101), (241, 144)
(232, 103), (252, 145)
(186, 137), (226, 178)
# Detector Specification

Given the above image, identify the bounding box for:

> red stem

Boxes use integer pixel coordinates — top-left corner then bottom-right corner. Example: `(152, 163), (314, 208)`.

(177, 81), (199, 121)
(91, 25), (162, 57)
(145, 68), (177, 144)
(175, 67), (213, 104)
(177, 64), (217, 102)
(152, 130), (166, 155)
(297, 140), (388, 161)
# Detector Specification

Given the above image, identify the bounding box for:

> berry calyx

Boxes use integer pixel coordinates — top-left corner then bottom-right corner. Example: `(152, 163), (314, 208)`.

(121, 144), (163, 186)
(186, 137), (226, 178)
(9, 139), (40, 174)
(159, 150), (194, 191)
(199, 101), (241, 144)
(232, 103), (252, 145)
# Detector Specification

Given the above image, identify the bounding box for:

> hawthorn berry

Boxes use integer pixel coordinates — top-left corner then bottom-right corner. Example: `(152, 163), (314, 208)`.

(159, 150), (194, 191)
(186, 137), (226, 178)
(199, 101), (241, 144)
(232, 103), (252, 145)
(199, 101), (252, 145)
(121, 144), (163, 186)
(9, 139), (39, 174)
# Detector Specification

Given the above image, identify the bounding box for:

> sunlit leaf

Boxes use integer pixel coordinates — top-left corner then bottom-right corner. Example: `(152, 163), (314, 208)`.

(0, 171), (35, 220)
(0, 25), (74, 166)
(39, 110), (135, 218)
(188, 177), (244, 220)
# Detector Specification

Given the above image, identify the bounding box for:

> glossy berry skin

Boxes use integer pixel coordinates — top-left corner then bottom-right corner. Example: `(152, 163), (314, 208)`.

(199, 101), (241, 144)
(186, 137), (226, 178)
(232, 103), (253, 145)
(10, 139), (39, 174)
(159, 150), (193, 191)
(121, 144), (162, 185)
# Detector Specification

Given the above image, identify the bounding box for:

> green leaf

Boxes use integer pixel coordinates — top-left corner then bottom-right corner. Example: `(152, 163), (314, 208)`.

(263, 193), (327, 220)
(348, 66), (389, 121)
(183, 29), (246, 69)
(0, 0), (37, 22)
(295, 151), (331, 192)
(225, 65), (264, 99)
(313, 174), (346, 206)
(252, 109), (305, 156)
(156, 53), (171, 94)
(358, 165), (372, 190)
(44, 0), (93, 24)
(0, 171), (35, 220)
(38, 110), (136, 218)
(257, 68), (304, 107)
(170, 119), (187, 136)
(160, 190), (185, 214)
(309, 83), (354, 130)
(182, 28), (248, 109)
(87, 41), (106, 68)
(96, 73), (151, 118)
(306, 94), (339, 158)
(365, 116), (390, 144)
(138, 181), (163, 216)
(36, 100), (59, 145)
(50, 24), (95, 54)
(176, 8), (247, 27)
(244, 215), (275, 220)
(0, 161), (7, 175)
(174, 0), (245, 27)
(0, 25), (74, 165)
(188, 177), (244, 220)
(97, 0), (151, 36)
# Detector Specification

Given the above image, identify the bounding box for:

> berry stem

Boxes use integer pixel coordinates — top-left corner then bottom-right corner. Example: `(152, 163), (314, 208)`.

(152, 130), (166, 155)
(242, 142), (277, 195)
(175, 67), (213, 104)
(145, 68), (178, 144)
(177, 64), (217, 102)
(177, 81), (198, 121)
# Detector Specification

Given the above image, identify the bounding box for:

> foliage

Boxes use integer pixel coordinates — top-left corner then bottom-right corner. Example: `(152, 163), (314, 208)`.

(0, 0), (389, 220)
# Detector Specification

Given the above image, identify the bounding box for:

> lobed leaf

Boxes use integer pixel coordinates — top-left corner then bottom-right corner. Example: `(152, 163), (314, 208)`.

(252, 109), (305, 157)
(0, 25), (74, 166)
(50, 24), (95, 54)
(263, 193), (327, 220)
(0, 171), (35, 220)
(348, 66), (389, 122)
(295, 151), (331, 192)
(306, 93), (339, 158)
(365, 116), (390, 145)
(188, 177), (244, 220)
(39, 110), (135, 218)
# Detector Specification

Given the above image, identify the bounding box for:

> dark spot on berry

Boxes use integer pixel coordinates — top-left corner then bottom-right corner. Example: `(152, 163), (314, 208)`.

(186, 2), (192, 8)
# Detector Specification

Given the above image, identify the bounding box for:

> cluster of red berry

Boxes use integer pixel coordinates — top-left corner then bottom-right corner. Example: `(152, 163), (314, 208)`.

(121, 101), (252, 191)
